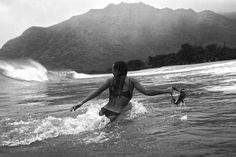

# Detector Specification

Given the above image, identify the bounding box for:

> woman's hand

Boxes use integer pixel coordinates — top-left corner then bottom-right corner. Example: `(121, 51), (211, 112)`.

(70, 102), (83, 112)
(166, 87), (173, 95)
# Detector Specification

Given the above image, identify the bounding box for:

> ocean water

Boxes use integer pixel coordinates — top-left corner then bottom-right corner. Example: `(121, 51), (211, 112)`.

(0, 59), (236, 157)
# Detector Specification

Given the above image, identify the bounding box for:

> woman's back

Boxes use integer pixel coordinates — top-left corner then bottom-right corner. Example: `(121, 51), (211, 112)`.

(105, 77), (134, 113)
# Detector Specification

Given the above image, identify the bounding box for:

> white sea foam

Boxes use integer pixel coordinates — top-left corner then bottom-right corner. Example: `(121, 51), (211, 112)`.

(127, 101), (147, 119)
(221, 78), (236, 83)
(83, 131), (110, 144)
(1, 104), (109, 146)
(198, 66), (236, 75)
(0, 100), (147, 146)
(72, 71), (111, 79)
(48, 70), (112, 80)
(128, 60), (236, 77)
(47, 60), (236, 80)
(205, 85), (236, 94)
(0, 59), (48, 82)
(180, 115), (188, 121)
(8, 120), (38, 126)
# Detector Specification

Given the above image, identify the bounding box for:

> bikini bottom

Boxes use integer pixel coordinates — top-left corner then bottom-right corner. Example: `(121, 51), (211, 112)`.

(100, 107), (120, 117)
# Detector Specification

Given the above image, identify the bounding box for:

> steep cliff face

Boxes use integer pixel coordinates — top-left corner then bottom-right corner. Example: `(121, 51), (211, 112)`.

(1, 2), (236, 73)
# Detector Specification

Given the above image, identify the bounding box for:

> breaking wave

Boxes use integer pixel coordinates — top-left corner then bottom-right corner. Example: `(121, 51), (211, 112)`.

(0, 59), (48, 82)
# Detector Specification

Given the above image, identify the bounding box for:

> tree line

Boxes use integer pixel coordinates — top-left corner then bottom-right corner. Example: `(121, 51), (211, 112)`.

(126, 43), (236, 71)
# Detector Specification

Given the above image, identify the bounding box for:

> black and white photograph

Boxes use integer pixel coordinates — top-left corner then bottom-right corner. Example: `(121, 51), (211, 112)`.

(0, 0), (236, 156)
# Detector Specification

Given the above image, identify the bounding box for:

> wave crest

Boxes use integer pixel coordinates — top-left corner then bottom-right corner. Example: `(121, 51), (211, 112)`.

(0, 59), (48, 82)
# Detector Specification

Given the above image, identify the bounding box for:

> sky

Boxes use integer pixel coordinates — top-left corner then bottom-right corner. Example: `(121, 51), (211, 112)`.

(0, 0), (236, 48)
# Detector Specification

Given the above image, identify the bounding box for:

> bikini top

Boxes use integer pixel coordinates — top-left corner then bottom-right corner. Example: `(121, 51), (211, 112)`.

(109, 77), (133, 100)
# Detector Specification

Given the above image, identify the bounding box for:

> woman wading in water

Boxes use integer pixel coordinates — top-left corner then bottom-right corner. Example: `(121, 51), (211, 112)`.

(71, 61), (170, 121)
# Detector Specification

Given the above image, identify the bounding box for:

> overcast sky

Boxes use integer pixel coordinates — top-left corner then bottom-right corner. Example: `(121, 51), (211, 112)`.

(0, 0), (236, 48)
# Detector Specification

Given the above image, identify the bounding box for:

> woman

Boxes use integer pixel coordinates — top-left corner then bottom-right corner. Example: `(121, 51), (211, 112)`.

(71, 61), (170, 121)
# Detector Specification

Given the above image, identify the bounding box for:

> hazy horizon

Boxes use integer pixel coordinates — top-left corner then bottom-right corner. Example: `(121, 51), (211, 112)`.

(1, 0), (236, 48)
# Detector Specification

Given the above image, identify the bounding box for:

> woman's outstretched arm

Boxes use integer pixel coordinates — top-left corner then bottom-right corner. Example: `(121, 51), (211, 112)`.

(71, 78), (110, 111)
(132, 78), (170, 96)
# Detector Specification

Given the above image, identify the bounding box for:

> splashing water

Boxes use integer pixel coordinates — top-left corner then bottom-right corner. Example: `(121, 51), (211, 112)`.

(126, 101), (147, 119)
(0, 100), (147, 146)
(0, 59), (48, 82)
(1, 105), (109, 146)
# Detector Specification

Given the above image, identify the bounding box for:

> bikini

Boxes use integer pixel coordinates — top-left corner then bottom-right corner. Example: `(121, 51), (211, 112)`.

(100, 78), (132, 117)
(100, 107), (120, 117)
(109, 77), (132, 100)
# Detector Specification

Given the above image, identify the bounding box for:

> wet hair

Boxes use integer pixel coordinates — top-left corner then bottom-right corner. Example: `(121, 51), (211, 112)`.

(112, 61), (128, 95)
(113, 61), (128, 76)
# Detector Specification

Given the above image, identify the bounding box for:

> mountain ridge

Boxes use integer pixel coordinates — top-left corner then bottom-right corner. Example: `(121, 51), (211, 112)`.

(220, 12), (236, 20)
(1, 2), (236, 73)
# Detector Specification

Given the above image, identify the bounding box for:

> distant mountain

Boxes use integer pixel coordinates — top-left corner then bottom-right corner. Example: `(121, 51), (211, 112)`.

(220, 12), (236, 20)
(1, 2), (236, 73)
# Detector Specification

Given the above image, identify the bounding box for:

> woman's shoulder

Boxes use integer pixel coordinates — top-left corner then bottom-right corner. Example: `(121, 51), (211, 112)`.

(127, 77), (138, 84)
(127, 76), (137, 81)
(105, 77), (113, 83)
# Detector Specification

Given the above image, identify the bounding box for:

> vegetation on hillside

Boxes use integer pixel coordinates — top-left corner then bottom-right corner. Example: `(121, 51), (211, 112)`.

(126, 43), (236, 71)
